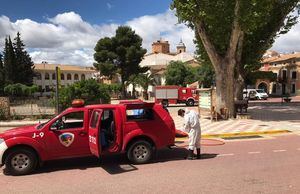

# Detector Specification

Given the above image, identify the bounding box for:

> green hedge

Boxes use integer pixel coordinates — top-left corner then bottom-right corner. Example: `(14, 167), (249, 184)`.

(4, 84), (38, 97)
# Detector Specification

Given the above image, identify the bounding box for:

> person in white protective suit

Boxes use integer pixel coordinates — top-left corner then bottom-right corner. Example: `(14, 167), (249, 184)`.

(178, 108), (201, 160)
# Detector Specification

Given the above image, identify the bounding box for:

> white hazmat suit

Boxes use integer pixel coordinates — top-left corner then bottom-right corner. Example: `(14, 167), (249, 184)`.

(183, 109), (201, 150)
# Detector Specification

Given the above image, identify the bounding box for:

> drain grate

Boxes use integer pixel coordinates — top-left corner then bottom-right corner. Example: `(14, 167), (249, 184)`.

(223, 135), (263, 140)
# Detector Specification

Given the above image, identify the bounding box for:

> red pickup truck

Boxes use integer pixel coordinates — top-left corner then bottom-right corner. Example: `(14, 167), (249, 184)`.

(0, 100), (175, 175)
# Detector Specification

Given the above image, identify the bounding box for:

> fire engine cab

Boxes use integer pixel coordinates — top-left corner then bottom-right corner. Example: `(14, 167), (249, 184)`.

(0, 100), (175, 175)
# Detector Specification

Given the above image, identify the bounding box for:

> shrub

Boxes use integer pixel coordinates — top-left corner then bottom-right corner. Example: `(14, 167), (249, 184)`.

(57, 79), (111, 110)
(4, 83), (38, 97)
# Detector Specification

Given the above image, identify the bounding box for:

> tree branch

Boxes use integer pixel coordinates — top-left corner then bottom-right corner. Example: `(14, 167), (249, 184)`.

(236, 31), (244, 69)
(195, 21), (222, 71)
(226, 0), (242, 63)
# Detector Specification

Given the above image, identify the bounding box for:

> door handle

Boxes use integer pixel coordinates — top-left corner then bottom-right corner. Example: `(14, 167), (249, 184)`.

(79, 131), (87, 136)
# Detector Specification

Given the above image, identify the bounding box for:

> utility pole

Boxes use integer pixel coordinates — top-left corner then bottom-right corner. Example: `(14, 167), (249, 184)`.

(55, 66), (61, 114)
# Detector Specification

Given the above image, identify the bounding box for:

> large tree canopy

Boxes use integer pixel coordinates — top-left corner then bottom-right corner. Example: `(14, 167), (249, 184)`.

(94, 26), (148, 98)
(172, 0), (300, 117)
(1, 33), (35, 87)
(13, 32), (35, 85)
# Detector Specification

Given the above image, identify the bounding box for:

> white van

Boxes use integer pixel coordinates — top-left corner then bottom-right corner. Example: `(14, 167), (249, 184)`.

(243, 89), (268, 100)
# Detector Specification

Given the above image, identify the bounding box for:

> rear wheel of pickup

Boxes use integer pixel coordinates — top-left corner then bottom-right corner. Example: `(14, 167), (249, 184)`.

(127, 140), (153, 164)
(4, 148), (38, 176)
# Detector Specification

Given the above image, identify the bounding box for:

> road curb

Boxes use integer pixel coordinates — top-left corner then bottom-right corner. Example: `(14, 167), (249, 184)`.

(176, 130), (291, 140)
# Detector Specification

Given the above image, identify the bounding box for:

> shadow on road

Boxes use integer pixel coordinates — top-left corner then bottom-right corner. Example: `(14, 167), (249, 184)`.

(153, 147), (217, 162)
(2, 148), (218, 176)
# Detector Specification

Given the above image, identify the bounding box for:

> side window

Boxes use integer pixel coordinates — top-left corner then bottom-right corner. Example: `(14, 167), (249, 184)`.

(90, 111), (100, 128)
(51, 111), (84, 130)
(126, 108), (154, 121)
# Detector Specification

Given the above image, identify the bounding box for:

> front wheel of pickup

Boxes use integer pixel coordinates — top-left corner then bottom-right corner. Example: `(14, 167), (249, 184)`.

(127, 140), (153, 164)
(4, 148), (38, 176)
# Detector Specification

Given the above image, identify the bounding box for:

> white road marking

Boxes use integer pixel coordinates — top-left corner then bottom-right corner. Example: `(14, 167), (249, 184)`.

(217, 153), (234, 157)
(248, 151), (261, 154)
(273, 149), (287, 152)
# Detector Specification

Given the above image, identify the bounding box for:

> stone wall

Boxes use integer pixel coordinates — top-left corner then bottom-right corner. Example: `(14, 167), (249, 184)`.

(0, 97), (10, 119)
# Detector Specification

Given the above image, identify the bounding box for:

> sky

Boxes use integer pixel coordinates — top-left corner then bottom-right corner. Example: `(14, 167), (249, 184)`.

(0, 0), (299, 66)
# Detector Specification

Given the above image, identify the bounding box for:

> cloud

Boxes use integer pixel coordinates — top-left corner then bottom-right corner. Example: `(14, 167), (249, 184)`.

(0, 12), (119, 66)
(0, 10), (196, 66)
(106, 3), (113, 10)
(1, 9), (300, 66)
(126, 10), (195, 53)
(271, 21), (300, 53)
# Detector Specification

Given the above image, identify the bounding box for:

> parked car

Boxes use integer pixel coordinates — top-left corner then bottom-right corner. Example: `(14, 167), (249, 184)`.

(243, 89), (268, 100)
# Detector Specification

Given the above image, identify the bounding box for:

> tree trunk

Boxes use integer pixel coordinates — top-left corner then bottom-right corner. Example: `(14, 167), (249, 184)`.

(143, 86), (149, 100)
(132, 84), (136, 99)
(215, 63), (236, 118)
(235, 74), (244, 100)
(121, 80), (127, 99)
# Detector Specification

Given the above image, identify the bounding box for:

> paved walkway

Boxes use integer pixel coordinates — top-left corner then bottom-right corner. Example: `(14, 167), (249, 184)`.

(1, 101), (299, 137)
(169, 103), (300, 136)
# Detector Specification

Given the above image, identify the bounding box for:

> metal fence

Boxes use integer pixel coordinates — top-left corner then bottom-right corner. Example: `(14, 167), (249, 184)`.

(10, 97), (55, 116)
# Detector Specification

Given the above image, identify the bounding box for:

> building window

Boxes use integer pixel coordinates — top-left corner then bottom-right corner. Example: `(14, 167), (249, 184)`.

(61, 73), (65, 80)
(67, 73), (72, 80)
(291, 84), (296, 94)
(52, 73), (56, 80)
(36, 73), (41, 80)
(292, 71), (297, 79)
(45, 73), (50, 80)
(282, 70), (287, 80)
(81, 74), (85, 80)
(45, 85), (50, 92)
(74, 74), (79, 80)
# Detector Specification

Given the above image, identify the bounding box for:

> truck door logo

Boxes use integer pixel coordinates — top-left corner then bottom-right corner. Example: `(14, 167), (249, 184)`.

(59, 133), (75, 147)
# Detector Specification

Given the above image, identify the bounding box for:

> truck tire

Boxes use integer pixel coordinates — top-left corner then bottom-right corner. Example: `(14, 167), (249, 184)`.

(187, 99), (194, 106)
(4, 148), (38, 176)
(127, 140), (153, 164)
(162, 100), (169, 107)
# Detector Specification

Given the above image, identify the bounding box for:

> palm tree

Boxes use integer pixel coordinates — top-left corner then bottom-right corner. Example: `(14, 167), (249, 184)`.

(135, 73), (157, 100)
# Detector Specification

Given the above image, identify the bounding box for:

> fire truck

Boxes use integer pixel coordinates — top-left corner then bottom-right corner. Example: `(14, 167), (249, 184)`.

(155, 86), (198, 106)
(0, 100), (175, 175)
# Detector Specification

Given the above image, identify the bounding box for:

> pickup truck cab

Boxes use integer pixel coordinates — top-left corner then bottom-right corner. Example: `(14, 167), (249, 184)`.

(0, 100), (175, 175)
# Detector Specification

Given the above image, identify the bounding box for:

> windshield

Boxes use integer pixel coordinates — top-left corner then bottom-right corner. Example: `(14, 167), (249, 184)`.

(256, 90), (265, 93)
(36, 115), (57, 130)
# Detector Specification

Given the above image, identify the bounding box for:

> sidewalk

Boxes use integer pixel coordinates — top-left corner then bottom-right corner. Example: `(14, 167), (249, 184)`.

(169, 103), (300, 138)
(1, 102), (299, 137)
(174, 117), (299, 137)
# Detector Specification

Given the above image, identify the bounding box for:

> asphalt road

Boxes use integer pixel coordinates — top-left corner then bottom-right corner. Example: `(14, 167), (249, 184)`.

(1, 134), (300, 194)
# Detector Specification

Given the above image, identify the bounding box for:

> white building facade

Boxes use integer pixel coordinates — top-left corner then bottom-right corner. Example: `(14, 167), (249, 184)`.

(33, 63), (96, 93)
